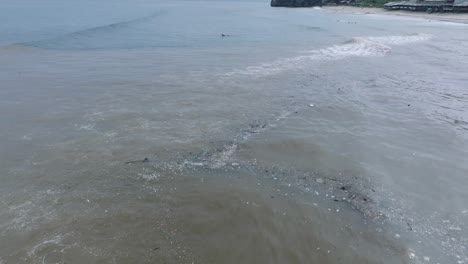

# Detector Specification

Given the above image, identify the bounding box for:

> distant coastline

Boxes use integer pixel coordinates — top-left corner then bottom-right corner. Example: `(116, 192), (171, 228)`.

(321, 5), (468, 24)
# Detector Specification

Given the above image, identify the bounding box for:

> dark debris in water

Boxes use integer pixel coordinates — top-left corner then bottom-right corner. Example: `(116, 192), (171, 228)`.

(125, 157), (150, 164)
(249, 165), (383, 221)
(129, 107), (383, 222)
(407, 222), (414, 231)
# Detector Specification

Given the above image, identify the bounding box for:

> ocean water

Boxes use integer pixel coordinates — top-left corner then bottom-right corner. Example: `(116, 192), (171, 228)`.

(1, 0), (468, 263)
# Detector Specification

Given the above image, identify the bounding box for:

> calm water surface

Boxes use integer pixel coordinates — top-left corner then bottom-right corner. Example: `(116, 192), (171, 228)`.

(1, 0), (468, 263)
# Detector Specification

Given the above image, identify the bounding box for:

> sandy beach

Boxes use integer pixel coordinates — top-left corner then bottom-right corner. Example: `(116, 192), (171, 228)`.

(322, 5), (468, 24)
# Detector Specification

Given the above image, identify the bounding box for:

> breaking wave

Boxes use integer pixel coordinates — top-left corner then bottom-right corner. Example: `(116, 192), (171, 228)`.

(225, 33), (431, 77)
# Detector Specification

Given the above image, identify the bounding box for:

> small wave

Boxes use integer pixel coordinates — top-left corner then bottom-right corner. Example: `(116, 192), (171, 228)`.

(363, 33), (432, 45)
(225, 34), (431, 77)
(28, 234), (66, 257)
(182, 105), (300, 170)
(17, 12), (160, 49)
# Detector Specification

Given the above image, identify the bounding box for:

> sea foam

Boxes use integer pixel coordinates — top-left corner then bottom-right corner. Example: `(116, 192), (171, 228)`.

(225, 33), (431, 77)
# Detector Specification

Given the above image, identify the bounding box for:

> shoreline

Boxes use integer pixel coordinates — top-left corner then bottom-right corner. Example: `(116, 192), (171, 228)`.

(321, 5), (468, 24)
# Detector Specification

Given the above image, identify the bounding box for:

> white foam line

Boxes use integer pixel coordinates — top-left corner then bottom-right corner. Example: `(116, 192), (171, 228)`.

(208, 144), (238, 169)
(225, 34), (432, 77)
(28, 235), (65, 257)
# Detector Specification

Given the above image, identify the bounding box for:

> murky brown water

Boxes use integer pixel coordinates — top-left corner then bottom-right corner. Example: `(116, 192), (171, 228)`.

(1, 169), (408, 264)
(1, 1), (468, 263)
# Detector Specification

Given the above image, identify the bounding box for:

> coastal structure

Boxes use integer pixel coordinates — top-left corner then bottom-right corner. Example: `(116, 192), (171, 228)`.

(384, 0), (468, 12)
(454, 0), (468, 11)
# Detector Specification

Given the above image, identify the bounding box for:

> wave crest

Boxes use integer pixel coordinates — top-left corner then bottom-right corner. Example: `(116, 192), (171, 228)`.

(226, 33), (431, 77)
(17, 12), (161, 49)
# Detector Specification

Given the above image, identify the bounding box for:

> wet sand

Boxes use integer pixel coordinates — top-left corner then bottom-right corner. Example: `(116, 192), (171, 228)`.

(322, 6), (468, 24)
